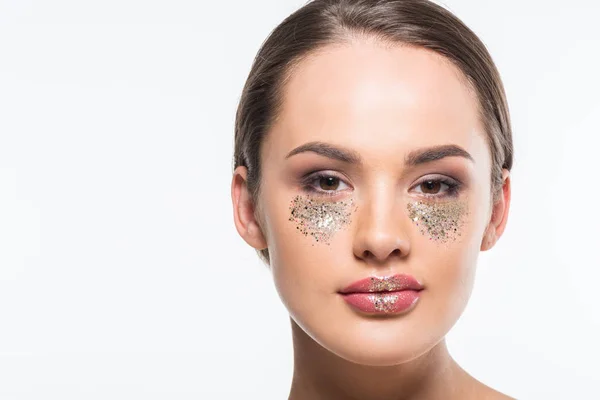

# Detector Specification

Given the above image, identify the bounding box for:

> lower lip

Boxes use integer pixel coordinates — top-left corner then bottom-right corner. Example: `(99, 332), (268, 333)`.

(340, 290), (421, 314)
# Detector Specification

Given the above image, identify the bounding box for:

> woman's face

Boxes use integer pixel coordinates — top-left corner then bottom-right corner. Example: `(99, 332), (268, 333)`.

(252, 40), (498, 365)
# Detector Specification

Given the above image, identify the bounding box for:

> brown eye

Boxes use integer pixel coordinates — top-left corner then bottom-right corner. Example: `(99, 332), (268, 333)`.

(319, 176), (340, 190)
(412, 176), (461, 199)
(420, 180), (442, 194)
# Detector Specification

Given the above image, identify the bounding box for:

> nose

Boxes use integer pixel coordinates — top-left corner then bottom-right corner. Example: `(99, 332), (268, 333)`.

(352, 184), (410, 263)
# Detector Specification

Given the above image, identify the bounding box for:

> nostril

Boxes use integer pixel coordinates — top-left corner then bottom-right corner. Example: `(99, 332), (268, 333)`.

(354, 235), (411, 262)
(361, 247), (402, 261)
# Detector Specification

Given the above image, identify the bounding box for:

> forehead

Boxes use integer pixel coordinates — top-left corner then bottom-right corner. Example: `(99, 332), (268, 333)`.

(268, 39), (488, 166)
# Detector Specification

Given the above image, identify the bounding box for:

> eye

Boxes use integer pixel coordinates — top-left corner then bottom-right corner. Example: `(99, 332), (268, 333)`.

(412, 176), (461, 198)
(418, 180), (447, 194)
(303, 172), (351, 196)
(319, 176), (342, 190)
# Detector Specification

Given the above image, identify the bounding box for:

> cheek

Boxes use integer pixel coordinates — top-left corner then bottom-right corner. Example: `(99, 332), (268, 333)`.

(288, 194), (357, 244)
(419, 244), (478, 334)
(406, 199), (468, 244)
(407, 198), (480, 315)
(264, 192), (357, 300)
(266, 192), (357, 251)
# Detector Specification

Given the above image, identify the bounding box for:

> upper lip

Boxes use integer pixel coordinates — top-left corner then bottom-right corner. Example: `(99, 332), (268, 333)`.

(338, 274), (424, 294)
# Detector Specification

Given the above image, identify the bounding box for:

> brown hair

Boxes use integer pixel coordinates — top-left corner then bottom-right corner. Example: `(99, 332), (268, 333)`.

(233, 0), (513, 264)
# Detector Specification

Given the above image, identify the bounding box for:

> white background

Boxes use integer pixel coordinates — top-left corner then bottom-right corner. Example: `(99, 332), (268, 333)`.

(1, 0), (599, 398)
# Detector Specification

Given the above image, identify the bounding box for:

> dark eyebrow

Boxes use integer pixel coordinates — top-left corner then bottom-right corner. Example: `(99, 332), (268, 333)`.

(285, 141), (474, 166)
(404, 144), (474, 166)
(285, 141), (362, 164)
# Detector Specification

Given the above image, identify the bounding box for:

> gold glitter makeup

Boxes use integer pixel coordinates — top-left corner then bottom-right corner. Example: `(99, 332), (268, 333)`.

(288, 194), (356, 245)
(407, 200), (468, 243)
(368, 276), (409, 292)
(371, 293), (400, 312)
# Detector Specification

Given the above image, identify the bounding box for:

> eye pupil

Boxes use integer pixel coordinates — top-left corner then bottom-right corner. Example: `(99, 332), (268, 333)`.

(320, 176), (339, 190)
(422, 180), (441, 194)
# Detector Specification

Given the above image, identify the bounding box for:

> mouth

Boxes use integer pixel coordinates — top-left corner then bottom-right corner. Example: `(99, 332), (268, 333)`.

(339, 273), (424, 294)
(338, 274), (424, 315)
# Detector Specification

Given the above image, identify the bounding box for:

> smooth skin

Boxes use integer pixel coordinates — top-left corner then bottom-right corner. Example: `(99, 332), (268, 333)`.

(232, 37), (512, 400)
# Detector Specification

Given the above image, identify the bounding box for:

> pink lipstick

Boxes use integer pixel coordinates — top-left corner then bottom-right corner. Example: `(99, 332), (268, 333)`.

(338, 274), (423, 314)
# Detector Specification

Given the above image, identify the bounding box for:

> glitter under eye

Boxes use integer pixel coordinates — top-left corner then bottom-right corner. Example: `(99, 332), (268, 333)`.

(288, 194), (357, 245)
(407, 200), (468, 243)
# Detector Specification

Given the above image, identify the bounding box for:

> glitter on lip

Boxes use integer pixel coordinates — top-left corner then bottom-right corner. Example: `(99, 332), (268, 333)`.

(339, 274), (423, 314)
(288, 194), (356, 245)
(341, 291), (421, 314)
(339, 274), (424, 294)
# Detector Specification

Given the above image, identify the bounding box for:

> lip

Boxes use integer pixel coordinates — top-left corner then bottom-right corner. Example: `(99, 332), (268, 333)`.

(339, 274), (424, 294)
(338, 274), (424, 315)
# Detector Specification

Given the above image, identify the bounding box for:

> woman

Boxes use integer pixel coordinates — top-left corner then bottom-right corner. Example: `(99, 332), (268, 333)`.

(231, 0), (513, 398)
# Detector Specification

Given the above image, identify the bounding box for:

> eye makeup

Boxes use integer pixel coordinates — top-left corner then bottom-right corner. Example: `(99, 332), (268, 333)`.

(407, 199), (468, 243)
(288, 194), (357, 245)
(299, 171), (351, 197)
(291, 168), (467, 244)
(412, 175), (462, 199)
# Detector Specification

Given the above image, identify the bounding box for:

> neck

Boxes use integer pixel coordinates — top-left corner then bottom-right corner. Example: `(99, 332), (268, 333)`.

(288, 318), (469, 400)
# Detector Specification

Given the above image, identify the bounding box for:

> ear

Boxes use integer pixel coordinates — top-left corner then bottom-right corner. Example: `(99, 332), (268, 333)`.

(480, 169), (511, 251)
(231, 166), (268, 251)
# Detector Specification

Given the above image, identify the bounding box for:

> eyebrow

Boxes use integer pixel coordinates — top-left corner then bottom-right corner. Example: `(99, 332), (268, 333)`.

(285, 141), (474, 166)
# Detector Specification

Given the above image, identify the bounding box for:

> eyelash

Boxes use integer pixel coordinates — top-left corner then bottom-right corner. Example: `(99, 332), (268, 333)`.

(413, 176), (461, 199)
(301, 172), (462, 199)
(301, 172), (350, 197)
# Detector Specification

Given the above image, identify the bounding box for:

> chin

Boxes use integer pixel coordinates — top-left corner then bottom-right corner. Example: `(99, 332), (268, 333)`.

(320, 333), (438, 367)
(337, 346), (433, 367)
(295, 311), (445, 367)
